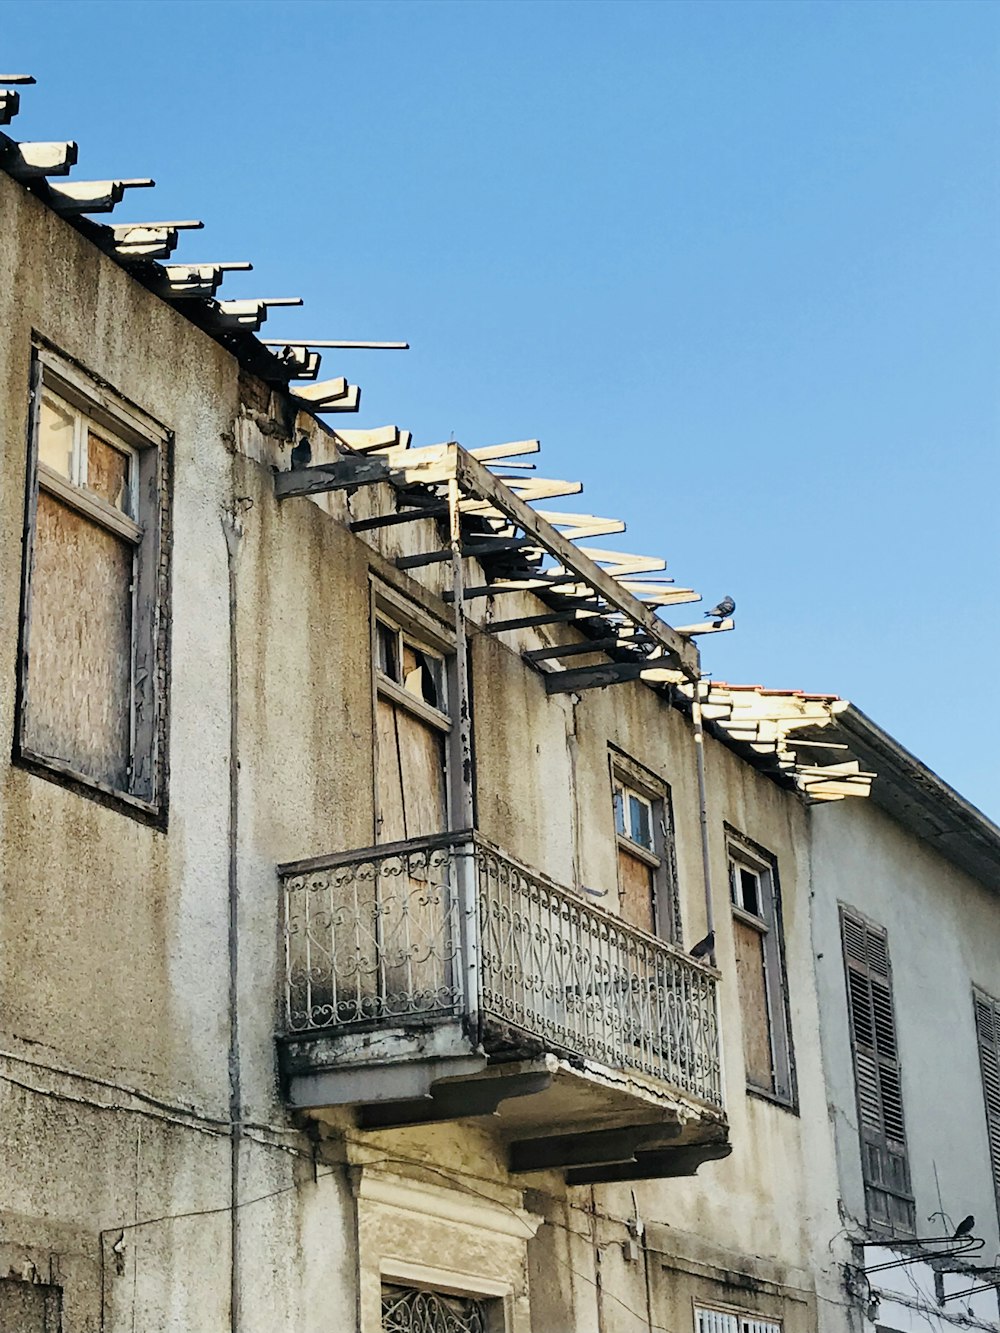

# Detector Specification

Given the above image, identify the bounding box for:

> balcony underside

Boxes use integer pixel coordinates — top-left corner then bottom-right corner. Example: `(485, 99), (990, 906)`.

(278, 832), (729, 1184)
(278, 1017), (730, 1184)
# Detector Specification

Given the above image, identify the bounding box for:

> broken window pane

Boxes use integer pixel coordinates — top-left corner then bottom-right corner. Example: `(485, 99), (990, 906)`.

(37, 394), (75, 479)
(402, 643), (441, 710)
(739, 867), (761, 917)
(376, 620), (399, 681)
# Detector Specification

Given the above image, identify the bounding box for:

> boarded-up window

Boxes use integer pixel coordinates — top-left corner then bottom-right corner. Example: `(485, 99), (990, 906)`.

(840, 907), (915, 1235)
(729, 837), (794, 1104)
(374, 613), (450, 841)
(973, 989), (1000, 1230)
(0, 1277), (62, 1331)
(18, 355), (168, 814)
(612, 760), (678, 941)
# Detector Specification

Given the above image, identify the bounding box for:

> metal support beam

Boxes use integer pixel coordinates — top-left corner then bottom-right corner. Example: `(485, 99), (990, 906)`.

(523, 637), (631, 663)
(482, 608), (607, 634)
(443, 575), (580, 603)
(349, 503), (448, 533)
(274, 457), (390, 500)
(543, 662), (647, 693)
(453, 450), (699, 677)
(396, 537), (538, 571)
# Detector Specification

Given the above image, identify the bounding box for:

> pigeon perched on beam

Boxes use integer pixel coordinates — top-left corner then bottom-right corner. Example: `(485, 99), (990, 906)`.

(705, 595), (735, 628)
(953, 1215), (975, 1238)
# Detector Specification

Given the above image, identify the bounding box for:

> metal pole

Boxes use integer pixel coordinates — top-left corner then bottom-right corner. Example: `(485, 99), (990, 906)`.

(690, 679), (716, 961)
(448, 476), (479, 1039)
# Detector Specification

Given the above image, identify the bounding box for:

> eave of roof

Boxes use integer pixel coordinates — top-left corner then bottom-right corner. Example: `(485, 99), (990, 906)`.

(834, 704), (1000, 889)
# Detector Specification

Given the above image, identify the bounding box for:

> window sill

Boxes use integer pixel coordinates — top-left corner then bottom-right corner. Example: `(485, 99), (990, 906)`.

(745, 1083), (799, 1116)
(14, 746), (166, 828)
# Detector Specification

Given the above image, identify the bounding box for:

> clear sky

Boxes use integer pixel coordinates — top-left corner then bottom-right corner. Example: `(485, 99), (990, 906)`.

(4, 0), (999, 816)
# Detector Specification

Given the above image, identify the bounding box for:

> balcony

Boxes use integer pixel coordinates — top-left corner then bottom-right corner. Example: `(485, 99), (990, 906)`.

(277, 832), (729, 1183)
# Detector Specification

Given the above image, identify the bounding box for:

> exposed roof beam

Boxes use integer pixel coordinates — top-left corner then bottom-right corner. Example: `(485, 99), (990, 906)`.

(1, 139), (78, 178)
(107, 219), (204, 258)
(543, 662), (647, 693)
(47, 177), (154, 213)
(214, 296), (302, 331)
(260, 339), (408, 349)
(453, 448), (698, 677)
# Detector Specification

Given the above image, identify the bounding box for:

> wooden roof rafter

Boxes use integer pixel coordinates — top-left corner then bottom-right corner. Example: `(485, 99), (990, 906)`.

(674, 683), (875, 802)
(0, 79), (404, 389)
(277, 440), (701, 679)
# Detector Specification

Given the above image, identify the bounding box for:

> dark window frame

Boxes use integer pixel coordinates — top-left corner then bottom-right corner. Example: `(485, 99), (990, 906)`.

(839, 905), (915, 1237)
(608, 747), (680, 943)
(725, 826), (797, 1110)
(370, 582), (460, 842)
(14, 342), (172, 824)
(972, 986), (1000, 1233)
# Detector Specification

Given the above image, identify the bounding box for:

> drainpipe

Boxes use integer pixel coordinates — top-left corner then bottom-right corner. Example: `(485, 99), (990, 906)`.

(447, 473), (479, 1043)
(689, 677), (715, 959)
(222, 510), (243, 1333)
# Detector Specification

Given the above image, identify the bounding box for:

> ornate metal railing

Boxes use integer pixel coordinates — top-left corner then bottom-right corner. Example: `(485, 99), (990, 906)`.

(281, 831), (722, 1107)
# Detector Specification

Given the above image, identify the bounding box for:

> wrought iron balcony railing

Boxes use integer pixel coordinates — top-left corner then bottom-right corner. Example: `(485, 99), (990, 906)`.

(281, 831), (723, 1109)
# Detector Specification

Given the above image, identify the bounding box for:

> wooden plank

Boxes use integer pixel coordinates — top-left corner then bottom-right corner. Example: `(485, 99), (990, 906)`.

(469, 439), (540, 463)
(563, 548), (667, 577)
(618, 846), (655, 935)
(630, 589), (701, 607)
(502, 476), (583, 502)
(455, 451), (698, 676)
(292, 376), (350, 404)
(673, 619), (735, 636)
(543, 662), (647, 694)
(376, 696), (407, 844)
(734, 915), (774, 1092)
(332, 425), (401, 453)
(533, 511), (626, 539)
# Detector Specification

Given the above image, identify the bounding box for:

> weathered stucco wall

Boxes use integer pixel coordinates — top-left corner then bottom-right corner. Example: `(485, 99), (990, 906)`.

(810, 794), (1000, 1262)
(7, 152), (991, 1333)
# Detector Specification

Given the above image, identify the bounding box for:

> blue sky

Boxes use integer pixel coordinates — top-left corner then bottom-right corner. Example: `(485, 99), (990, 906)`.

(4, 0), (999, 816)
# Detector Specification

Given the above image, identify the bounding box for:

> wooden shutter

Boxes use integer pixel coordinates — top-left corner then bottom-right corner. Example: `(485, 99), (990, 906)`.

(973, 990), (1000, 1226)
(840, 908), (915, 1234)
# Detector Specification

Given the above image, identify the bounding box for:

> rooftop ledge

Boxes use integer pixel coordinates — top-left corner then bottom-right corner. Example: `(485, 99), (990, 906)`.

(277, 831), (730, 1184)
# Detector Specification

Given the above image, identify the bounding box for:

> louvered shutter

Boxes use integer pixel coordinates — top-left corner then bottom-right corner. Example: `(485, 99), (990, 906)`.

(973, 990), (1000, 1227)
(840, 908), (915, 1234)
